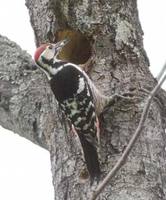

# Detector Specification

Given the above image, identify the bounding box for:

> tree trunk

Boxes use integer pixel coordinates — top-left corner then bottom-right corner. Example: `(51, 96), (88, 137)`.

(1, 0), (166, 199)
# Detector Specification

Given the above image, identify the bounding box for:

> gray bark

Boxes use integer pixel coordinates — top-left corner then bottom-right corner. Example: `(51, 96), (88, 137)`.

(0, 35), (56, 149)
(1, 0), (166, 199)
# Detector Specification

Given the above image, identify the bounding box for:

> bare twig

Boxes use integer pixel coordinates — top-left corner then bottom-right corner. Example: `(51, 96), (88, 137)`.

(156, 62), (166, 81)
(91, 73), (166, 200)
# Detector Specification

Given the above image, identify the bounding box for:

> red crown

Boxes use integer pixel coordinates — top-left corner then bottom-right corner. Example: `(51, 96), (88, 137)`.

(34, 44), (48, 62)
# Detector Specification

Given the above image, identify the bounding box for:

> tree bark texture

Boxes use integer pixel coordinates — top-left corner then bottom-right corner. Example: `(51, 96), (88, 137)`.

(1, 0), (166, 199)
(0, 35), (58, 149)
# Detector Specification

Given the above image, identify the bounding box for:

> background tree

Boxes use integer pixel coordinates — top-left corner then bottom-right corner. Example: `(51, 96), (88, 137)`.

(0, 0), (166, 199)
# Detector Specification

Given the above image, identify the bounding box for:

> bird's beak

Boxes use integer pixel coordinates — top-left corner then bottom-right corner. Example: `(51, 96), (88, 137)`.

(52, 39), (69, 52)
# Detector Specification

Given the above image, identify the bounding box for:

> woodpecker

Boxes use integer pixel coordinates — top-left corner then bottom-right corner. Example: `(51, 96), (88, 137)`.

(34, 39), (110, 183)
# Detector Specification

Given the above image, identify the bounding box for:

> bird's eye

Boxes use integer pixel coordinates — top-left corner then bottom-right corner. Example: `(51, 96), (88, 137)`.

(48, 45), (53, 49)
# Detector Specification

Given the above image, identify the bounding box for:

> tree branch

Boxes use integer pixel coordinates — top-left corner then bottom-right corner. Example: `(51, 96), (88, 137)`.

(0, 35), (58, 150)
(91, 64), (166, 200)
(156, 62), (166, 81)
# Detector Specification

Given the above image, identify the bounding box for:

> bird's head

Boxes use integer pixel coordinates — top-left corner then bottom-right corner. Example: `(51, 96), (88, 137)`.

(34, 39), (69, 79)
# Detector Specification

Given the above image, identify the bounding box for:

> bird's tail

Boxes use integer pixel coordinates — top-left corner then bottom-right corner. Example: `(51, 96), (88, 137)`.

(77, 132), (101, 184)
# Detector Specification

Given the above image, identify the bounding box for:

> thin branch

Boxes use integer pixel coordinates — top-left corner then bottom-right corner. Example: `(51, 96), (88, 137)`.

(91, 73), (166, 200)
(156, 62), (166, 81)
